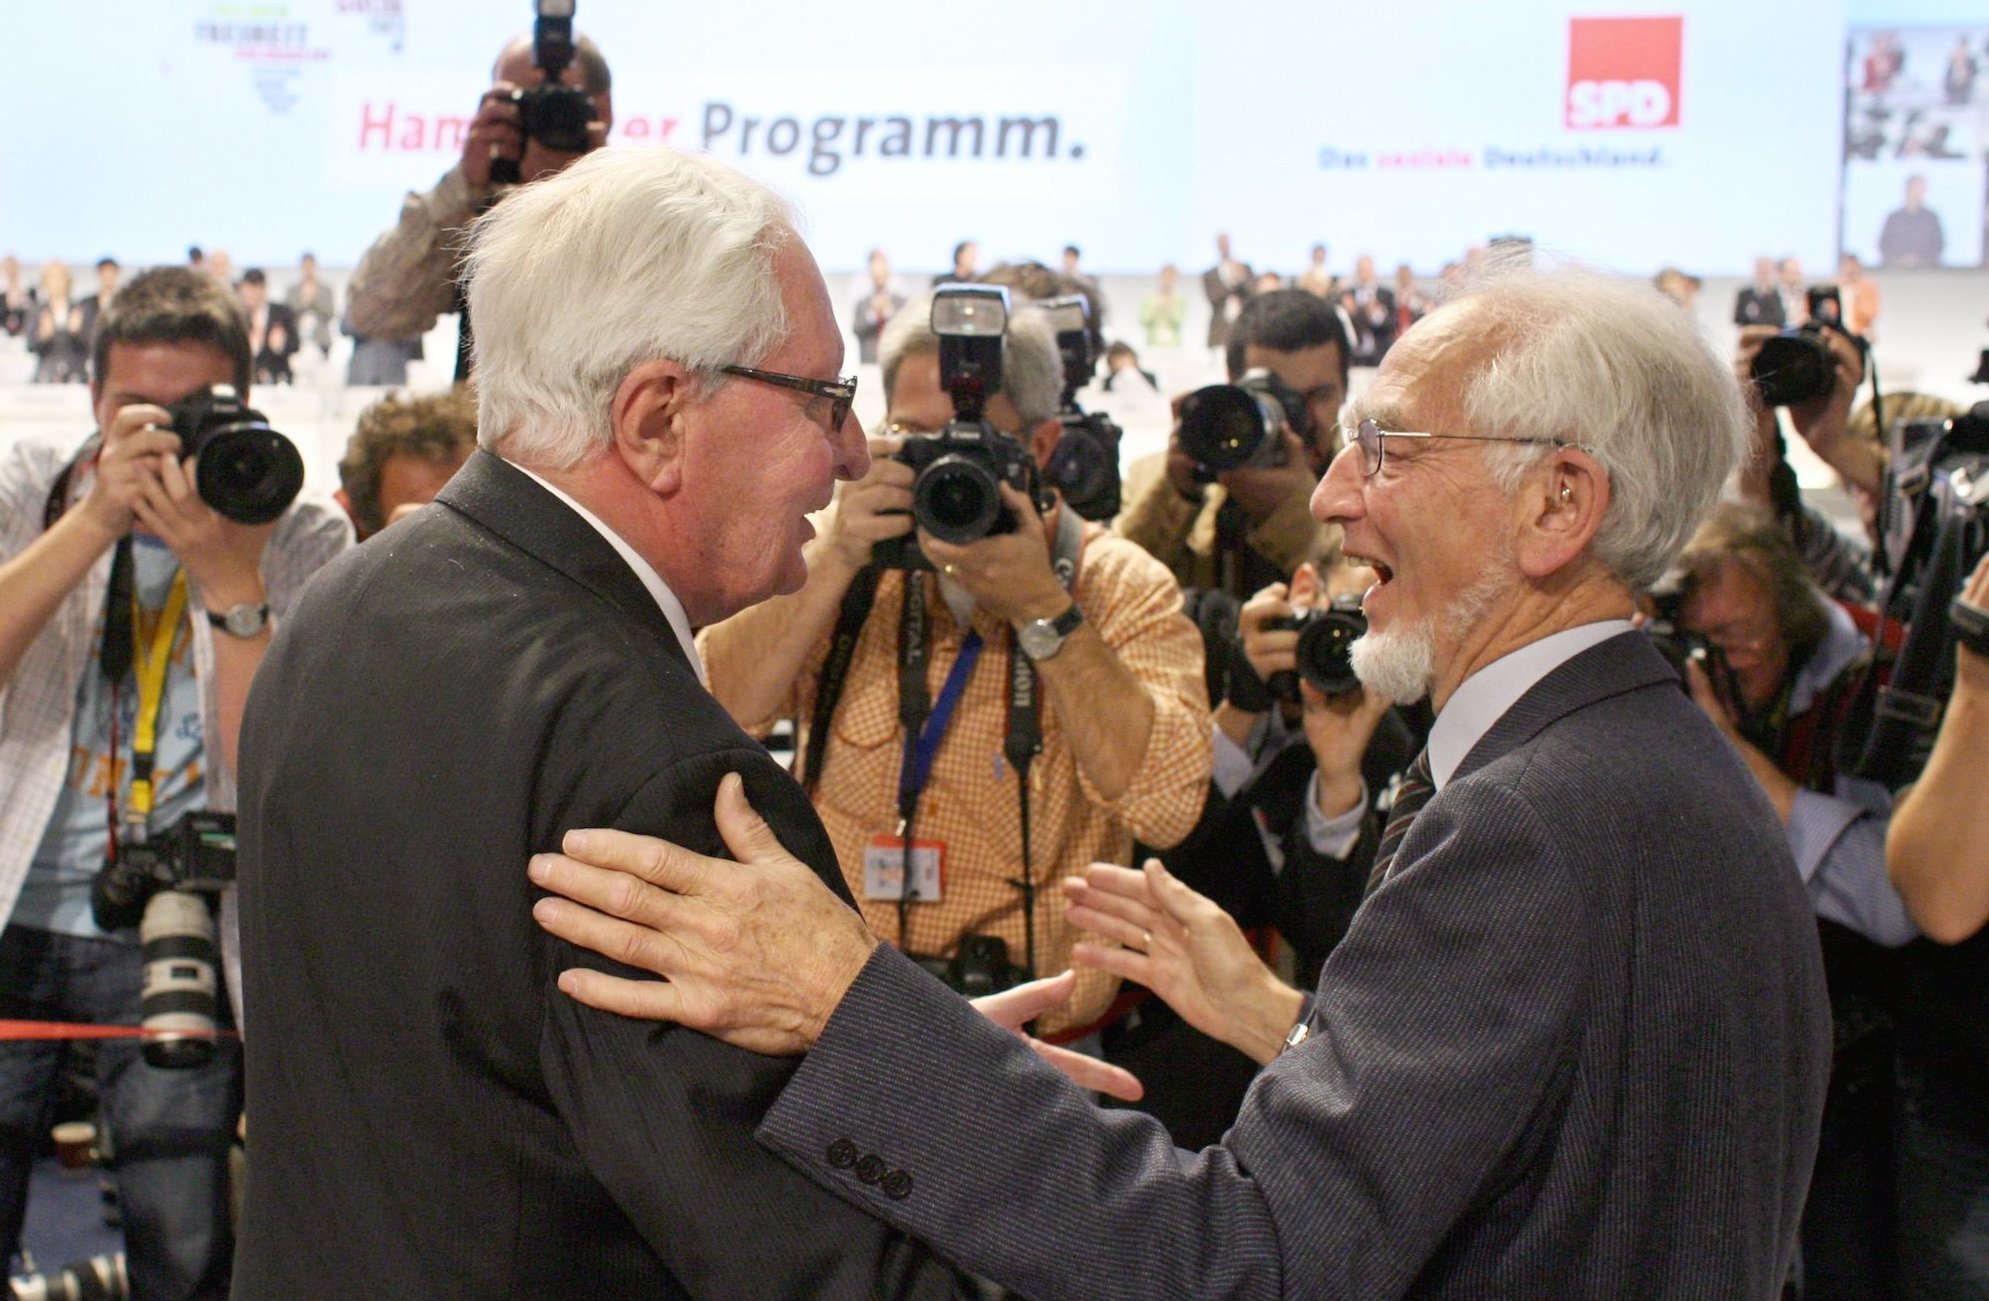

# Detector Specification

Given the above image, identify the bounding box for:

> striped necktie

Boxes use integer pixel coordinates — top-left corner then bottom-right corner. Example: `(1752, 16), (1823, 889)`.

(1365, 748), (1435, 897)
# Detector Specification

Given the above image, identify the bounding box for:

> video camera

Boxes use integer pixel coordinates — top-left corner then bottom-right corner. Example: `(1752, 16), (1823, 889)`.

(1037, 293), (1124, 521)
(1177, 369), (1315, 482)
(1842, 402), (1989, 788)
(492, 0), (598, 185)
(90, 811), (235, 1070)
(1749, 286), (1862, 408)
(166, 386), (303, 525)
(874, 285), (1054, 570)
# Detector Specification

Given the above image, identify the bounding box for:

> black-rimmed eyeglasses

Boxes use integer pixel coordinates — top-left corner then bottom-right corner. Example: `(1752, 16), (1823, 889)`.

(718, 364), (857, 433)
(1347, 416), (1579, 477)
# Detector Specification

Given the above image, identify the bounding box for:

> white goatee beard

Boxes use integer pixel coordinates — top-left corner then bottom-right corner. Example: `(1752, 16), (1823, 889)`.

(1349, 567), (1509, 706)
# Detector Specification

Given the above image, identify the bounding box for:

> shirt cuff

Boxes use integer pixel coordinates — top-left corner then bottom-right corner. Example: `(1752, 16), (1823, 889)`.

(1210, 715), (1269, 800)
(1786, 787), (1868, 883)
(1301, 771), (1367, 860)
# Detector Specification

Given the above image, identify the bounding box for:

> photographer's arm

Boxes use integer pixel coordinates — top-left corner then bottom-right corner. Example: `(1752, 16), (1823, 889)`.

(345, 85), (526, 341)
(1786, 329), (1884, 500)
(0, 413), (178, 688)
(1888, 554), (1989, 943)
(701, 441), (913, 734)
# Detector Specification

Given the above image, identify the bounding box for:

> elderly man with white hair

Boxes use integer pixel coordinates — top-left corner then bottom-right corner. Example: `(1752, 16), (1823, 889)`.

(232, 147), (975, 1297)
(528, 265), (1835, 1298)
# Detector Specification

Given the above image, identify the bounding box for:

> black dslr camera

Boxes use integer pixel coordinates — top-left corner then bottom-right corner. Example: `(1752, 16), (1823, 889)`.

(1262, 595), (1368, 699)
(1177, 369), (1315, 481)
(1037, 293), (1124, 521)
(90, 812), (236, 1070)
(1749, 286), (1861, 408)
(493, 0), (598, 185)
(166, 386), (303, 525)
(1640, 588), (1745, 705)
(874, 285), (1054, 570)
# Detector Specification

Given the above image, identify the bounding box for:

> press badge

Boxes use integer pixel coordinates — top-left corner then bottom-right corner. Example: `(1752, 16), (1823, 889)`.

(863, 836), (944, 901)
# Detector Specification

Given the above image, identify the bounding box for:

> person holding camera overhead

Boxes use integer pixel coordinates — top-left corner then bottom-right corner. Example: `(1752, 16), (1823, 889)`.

(0, 267), (349, 1299)
(344, 21), (613, 382)
(695, 290), (1210, 1039)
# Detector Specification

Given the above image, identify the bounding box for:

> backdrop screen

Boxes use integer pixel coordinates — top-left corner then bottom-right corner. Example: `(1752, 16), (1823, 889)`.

(4, 0), (1983, 273)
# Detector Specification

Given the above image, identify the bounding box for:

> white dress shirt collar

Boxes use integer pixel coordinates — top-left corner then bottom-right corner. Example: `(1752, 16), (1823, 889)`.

(510, 462), (705, 685)
(1426, 620), (1634, 789)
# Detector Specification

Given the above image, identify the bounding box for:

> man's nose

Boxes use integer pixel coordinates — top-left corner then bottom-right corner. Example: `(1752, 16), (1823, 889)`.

(834, 412), (871, 482)
(1311, 443), (1364, 526)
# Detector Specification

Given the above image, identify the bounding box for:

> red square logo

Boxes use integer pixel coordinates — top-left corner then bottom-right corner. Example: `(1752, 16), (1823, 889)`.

(1566, 16), (1683, 130)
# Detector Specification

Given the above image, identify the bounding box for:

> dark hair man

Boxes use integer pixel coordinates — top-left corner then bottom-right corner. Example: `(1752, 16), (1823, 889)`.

(529, 265), (1832, 1299)
(1118, 288), (1350, 599)
(334, 386), (479, 539)
(0, 266), (350, 1297)
(343, 32), (613, 382)
(234, 146), (972, 1298)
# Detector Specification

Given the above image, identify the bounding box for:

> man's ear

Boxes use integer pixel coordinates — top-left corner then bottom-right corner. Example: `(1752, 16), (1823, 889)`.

(611, 359), (694, 496)
(1289, 560), (1322, 606)
(1028, 417), (1063, 470)
(1516, 449), (1611, 580)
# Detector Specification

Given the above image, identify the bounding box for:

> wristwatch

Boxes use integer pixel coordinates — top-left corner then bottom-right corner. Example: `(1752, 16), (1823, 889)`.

(207, 602), (270, 638)
(1017, 602), (1084, 662)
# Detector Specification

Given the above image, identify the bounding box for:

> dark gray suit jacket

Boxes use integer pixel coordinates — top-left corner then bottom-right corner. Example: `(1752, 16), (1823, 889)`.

(757, 632), (1832, 1298)
(234, 452), (967, 1298)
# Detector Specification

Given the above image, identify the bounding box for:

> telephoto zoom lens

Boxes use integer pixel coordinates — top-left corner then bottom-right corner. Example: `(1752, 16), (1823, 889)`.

(138, 891), (220, 1069)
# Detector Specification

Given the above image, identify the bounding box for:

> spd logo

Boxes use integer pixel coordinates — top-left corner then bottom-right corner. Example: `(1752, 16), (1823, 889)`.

(1566, 16), (1682, 130)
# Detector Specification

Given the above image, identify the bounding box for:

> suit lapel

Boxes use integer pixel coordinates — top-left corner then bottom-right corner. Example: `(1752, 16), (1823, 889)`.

(435, 450), (687, 666)
(1453, 632), (1678, 783)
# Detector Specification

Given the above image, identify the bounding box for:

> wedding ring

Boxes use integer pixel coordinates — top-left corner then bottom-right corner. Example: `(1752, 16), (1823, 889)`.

(942, 563), (958, 577)
(1142, 930), (1152, 951)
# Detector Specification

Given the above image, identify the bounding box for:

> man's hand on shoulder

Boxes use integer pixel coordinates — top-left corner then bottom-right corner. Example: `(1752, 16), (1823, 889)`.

(530, 773), (877, 1055)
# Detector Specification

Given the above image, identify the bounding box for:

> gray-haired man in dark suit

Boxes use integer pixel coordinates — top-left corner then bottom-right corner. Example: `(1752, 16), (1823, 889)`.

(528, 265), (1833, 1299)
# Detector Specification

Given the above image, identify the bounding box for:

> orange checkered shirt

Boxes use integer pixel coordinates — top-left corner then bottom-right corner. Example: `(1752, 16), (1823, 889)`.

(701, 519), (1212, 1034)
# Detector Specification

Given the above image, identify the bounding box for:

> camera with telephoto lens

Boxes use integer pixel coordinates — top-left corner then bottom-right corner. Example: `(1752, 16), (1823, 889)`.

(89, 811), (234, 1069)
(1037, 292), (1124, 521)
(499, 0), (597, 176)
(1177, 368), (1315, 482)
(1261, 595), (1368, 699)
(8, 1251), (128, 1301)
(164, 386), (303, 525)
(874, 285), (1053, 570)
(1749, 287), (1861, 409)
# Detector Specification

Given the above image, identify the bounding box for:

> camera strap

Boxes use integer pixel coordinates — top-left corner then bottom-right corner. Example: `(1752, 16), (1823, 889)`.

(798, 564), (880, 795)
(98, 537), (188, 860)
(41, 433), (103, 531)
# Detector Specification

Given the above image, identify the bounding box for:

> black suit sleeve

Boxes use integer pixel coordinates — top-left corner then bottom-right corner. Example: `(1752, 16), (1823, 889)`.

(538, 749), (971, 1300)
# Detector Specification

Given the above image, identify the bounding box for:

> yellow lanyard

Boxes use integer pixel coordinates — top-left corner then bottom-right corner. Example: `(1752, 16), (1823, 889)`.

(127, 570), (189, 819)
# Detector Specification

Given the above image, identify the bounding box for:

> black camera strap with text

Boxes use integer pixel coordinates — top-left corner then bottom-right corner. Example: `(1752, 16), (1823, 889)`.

(801, 508), (1084, 976)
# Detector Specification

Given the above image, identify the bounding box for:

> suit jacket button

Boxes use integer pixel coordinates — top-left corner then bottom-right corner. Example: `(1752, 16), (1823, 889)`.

(881, 1169), (913, 1200)
(827, 1139), (859, 1170)
(854, 1154), (887, 1184)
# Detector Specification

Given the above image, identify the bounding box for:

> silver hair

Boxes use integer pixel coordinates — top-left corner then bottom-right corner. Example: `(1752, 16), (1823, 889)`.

(1444, 263), (1752, 590)
(463, 146), (796, 469)
(878, 294), (1063, 429)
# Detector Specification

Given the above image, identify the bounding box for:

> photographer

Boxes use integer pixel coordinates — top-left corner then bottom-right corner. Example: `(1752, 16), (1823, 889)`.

(1735, 313), (1890, 606)
(1889, 551), (1989, 940)
(696, 294), (1210, 1039)
(343, 29), (612, 381)
(1884, 550), (1989, 1297)
(1101, 541), (1415, 1146)
(334, 385), (479, 540)
(1117, 289), (1348, 600)
(0, 268), (348, 1297)
(1673, 501), (1917, 1296)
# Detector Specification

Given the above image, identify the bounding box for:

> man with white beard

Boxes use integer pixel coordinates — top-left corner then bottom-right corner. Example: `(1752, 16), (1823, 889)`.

(523, 266), (1833, 1298)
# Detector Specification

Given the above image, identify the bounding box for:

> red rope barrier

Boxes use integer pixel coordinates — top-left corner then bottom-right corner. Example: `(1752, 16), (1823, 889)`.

(0, 1020), (236, 1042)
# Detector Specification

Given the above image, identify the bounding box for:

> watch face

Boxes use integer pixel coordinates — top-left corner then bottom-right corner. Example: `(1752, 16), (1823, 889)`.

(219, 604), (268, 637)
(1019, 621), (1059, 660)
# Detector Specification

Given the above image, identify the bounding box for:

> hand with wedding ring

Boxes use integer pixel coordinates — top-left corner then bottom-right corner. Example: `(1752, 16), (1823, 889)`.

(1064, 859), (1306, 1066)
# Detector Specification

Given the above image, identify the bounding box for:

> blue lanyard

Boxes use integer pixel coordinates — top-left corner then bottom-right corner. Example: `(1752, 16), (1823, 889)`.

(897, 629), (983, 817)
